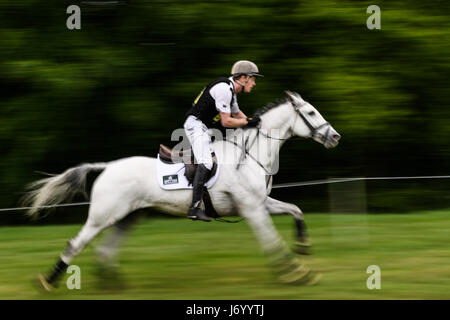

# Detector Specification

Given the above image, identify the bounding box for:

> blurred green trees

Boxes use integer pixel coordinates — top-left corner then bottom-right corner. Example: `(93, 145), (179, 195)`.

(1, 1), (450, 223)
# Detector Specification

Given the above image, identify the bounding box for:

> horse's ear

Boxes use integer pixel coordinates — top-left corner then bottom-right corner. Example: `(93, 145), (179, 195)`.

(285, 91), (306, 106)
(285, 90), (296, 103)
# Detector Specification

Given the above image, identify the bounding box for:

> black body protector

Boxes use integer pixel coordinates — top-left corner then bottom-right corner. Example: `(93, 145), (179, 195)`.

(186, 77), (235, 135)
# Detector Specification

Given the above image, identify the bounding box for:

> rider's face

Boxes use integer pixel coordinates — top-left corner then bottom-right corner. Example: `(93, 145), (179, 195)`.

(243, 76), (256, 93)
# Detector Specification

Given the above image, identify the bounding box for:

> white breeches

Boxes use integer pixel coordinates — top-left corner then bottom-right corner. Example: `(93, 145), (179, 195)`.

(184, 115), (213, 170)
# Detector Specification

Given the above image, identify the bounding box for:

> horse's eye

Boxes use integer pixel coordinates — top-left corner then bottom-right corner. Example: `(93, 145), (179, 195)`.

(308, 111), (316, 116)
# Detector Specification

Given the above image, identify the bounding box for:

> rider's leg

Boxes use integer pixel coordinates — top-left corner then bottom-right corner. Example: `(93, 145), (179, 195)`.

(184, 116), (213, 222)
(187, 164), (212, 222)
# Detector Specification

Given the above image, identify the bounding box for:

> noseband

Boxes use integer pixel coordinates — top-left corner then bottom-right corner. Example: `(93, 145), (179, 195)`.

(294, 106), (331, 142)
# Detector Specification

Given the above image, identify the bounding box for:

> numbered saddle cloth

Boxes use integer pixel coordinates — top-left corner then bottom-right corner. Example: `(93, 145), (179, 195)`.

(156, 155), (220, 190)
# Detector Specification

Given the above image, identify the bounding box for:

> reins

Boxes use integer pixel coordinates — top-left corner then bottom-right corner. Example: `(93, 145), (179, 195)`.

(214, 217), (245, 223)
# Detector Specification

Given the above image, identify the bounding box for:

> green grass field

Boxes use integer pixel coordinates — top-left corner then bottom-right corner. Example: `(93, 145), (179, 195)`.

(0, 210), (449, 300)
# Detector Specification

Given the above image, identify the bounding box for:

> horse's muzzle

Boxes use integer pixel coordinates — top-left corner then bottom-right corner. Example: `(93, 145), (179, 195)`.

(324, 133), (341, 149)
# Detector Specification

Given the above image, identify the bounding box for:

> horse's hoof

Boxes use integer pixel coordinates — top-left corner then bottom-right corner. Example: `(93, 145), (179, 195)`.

(292, 241), (312, 255)
(302, 271), (322, 286)
(36, 273), (54, 292)
(278, 263), (310, 285)
(279, 269), (322, 286)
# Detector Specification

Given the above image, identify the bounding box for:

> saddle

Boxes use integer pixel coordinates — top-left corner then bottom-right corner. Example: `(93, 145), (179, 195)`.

(158, 144), (219, 219)
(158, 144), (218, 185)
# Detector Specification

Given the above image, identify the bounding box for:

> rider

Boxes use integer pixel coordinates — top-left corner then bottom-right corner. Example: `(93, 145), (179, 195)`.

(184, 60), (263, 222)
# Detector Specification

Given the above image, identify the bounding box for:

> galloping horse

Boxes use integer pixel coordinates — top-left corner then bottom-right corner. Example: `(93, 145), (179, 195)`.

(24, 91), (340, 290)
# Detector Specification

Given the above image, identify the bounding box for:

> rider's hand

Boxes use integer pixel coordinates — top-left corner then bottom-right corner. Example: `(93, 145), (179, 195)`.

(246, 116), (261, 128)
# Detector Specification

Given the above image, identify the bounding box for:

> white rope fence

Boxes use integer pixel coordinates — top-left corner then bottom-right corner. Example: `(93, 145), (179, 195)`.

(0, 202), (91, 213)
(1, 175), (450, 213)
(271, 175), (450, 189)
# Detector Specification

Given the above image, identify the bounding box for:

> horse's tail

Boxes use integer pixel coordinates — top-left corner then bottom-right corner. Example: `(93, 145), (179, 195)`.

(22, 162), (108, 219)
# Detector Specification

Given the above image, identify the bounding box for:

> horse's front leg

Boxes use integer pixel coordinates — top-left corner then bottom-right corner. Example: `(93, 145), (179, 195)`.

(265, 196), (311, 255)
(234, 195), (319, 285)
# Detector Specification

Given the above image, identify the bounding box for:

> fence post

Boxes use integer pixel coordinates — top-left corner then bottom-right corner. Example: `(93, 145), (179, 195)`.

(328, 178), (370, 247)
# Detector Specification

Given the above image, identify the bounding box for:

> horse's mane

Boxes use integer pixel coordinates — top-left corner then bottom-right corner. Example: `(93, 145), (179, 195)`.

(253, 97), (289, 118)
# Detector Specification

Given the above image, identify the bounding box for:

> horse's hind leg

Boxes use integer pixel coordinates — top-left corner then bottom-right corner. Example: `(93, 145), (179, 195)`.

(94, 212), (141, 287)
(266, 196), (311, 255)
(95, 213), (140, 267)
(38, 219), (109, 291)
(38, 202), (131, 291)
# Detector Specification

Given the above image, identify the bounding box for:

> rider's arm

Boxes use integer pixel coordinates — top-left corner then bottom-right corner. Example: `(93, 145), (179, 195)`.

(232, 110), (247, 119)
(210, 83), (248, 127)
(220, 112), (248, 128)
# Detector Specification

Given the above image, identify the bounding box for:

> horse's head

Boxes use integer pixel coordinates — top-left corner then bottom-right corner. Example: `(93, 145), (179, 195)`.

(285, 91), (341, 148)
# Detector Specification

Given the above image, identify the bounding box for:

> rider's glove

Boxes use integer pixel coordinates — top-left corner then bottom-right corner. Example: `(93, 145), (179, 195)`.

(246, 116), (261, 128)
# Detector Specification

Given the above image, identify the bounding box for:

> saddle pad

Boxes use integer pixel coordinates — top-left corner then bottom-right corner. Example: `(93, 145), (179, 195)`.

(156, 155), (220, 190)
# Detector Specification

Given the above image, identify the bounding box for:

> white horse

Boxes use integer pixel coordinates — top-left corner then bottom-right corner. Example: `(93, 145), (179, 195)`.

(23, 91), (340, 290)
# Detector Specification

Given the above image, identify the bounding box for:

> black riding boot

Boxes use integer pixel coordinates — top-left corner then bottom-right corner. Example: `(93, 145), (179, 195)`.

(187, 164), (212, 222)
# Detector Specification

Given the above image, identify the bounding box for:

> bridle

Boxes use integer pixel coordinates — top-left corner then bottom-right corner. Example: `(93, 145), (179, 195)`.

(224, 97), (333, 174)
(293, 103), (331, 144)
(258, 99), (332, 144)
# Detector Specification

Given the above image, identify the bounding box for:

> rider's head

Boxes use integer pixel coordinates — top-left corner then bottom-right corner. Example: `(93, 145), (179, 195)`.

(231, 60), (263, 93)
